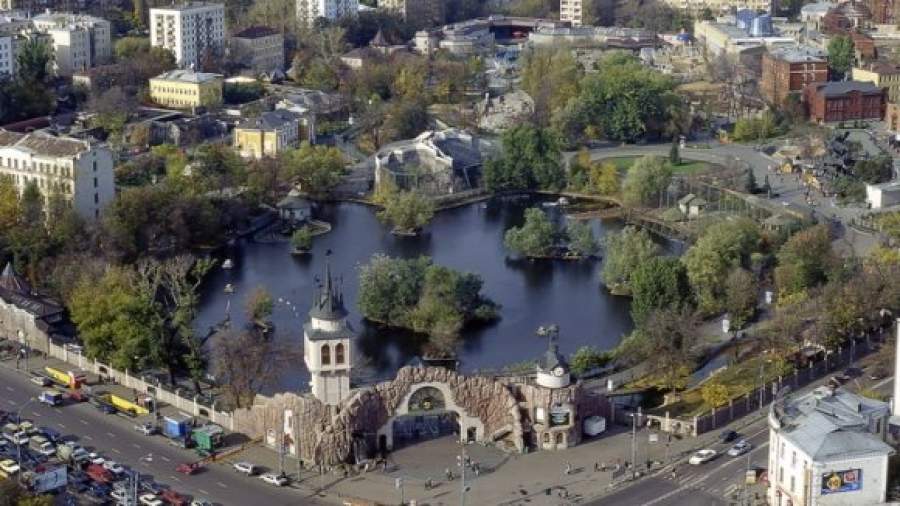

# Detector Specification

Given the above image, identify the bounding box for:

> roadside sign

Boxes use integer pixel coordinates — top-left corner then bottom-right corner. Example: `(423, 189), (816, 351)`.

(649, 433), (659, 443)
(395, 477), (402, 489)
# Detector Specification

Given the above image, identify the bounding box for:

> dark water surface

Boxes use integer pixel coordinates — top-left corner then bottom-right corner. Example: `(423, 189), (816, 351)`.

(194, 196), (635, 391)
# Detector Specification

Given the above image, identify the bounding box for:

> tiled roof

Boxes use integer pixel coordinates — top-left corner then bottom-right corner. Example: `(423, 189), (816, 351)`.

(0, 129), (89, 157)
(811, 80), (883, 96)
(151, 70), (223, 84)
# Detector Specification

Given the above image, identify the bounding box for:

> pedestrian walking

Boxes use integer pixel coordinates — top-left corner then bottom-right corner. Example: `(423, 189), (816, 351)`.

(594, 462), (600, 472)
(564, 462), (572, 476)
(445, 467), (454, 481)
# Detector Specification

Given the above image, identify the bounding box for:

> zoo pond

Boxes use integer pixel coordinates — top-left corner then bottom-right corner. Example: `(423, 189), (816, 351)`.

(195, 195), (648, 391)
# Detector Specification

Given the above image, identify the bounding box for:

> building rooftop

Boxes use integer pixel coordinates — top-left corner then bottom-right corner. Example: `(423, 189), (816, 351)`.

(770, 387), (892, 461)
(0, 129), (91, 157)
(810, 80), (883, 96)
(801, 1), (835, 15)
(150, 2), (223, 12)
(232, 25), (279, 39)
(31, 12), (107, 27)
(769, 45), (827, 62)
(857, 62), (900, 75)
(236, 110), (300, 131)
(151, 70), (223, 83)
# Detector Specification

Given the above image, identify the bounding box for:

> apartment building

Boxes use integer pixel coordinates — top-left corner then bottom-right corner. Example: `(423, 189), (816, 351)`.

(0, 129), (114, 221)
(760, 46), (828, 105)
(660, 0), (771, 14)
(379, 0), (444, 26)
(0, 26), (18, 78)
(30, 12), (111, 76)
(560, 0), (585, 26)
(230, 26), (284, 73)
(149, 69), (223, 109)
(803, 80), (886, 123)
(852, 62), (900, 103)
(296, 0), (357, 27)
(150, 3), (225, 70)
(233, 110), (303, 159)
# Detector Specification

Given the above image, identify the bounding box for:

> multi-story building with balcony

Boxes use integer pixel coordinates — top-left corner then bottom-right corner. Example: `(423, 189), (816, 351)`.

(296, 0), (357, 27)
(560, 0), (585, 26)
(0, 129), (114, 221)
(29, 12), (111, 76)
(150, 3), (224, 70)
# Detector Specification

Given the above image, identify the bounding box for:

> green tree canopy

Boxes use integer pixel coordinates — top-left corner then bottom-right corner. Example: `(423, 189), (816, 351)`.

(725, 268), (757, 329)
(682, 218), (761, 314)
(566, 220), (599, 257)
(484, 125), (564, 192)
(601, 225), (661, 294)
(377, 189), (435, 233)
(504, 208), (556, 258)
(282, 142), (346, 194)
(16, 38), (52, 84)
(621, 155), (673, 207)
(629, 256), (692, 326)
(827, 35), (854, 77)
(775, 224), (835, 299)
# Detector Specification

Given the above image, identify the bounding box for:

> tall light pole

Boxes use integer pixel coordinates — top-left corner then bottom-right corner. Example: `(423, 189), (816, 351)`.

(15, 397), (36, 484)
(629, 411), (638, 480)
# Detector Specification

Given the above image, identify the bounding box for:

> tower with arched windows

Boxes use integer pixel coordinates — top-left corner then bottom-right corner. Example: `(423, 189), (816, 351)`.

(303, 263), (354, 406)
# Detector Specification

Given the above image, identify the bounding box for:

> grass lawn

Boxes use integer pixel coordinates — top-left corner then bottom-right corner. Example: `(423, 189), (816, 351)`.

(598, 156), (715, 176)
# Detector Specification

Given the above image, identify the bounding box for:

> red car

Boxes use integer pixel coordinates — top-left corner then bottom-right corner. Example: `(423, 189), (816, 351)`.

(85, 463), (112, 484)
(161, 489), (187, 506)
(176, 462), (202, 475)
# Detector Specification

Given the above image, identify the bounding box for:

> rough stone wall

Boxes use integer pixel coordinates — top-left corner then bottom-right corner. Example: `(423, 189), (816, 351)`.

(232, 366), (524, 466)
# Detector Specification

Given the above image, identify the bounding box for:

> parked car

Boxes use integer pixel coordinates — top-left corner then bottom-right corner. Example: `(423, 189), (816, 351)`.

(727, 440), (752, 457)
(233, 461), (257, 475)
(103, 460), (125, 474)
(190, 499), (213, 506)
(719, 430), (738, 443)
(161, 489), (187, 506)
(176, 462), (202, 475)
(88, 483), (111, 498)
(260, 472), (289, 486)
(38, 427), (61, 443)
(0, 458), (20, 475)
(140, 494), (165, 506)
(111, 488), (128, 502)
(134, 422), (159, 436)
(140, 481), (166, 495)
(96, 403), (117, 415)
(689, 449), (718, 465)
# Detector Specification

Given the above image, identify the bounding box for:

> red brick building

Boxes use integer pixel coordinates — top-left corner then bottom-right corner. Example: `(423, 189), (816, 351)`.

(803, 81), (886, 123)
(760, 48), (829, 106)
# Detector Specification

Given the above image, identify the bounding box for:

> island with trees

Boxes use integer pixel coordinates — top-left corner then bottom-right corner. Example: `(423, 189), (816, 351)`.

(504, 207), (599, 260)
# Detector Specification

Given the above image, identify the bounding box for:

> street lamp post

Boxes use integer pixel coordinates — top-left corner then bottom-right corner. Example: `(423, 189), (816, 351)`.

(15, 397), (36, 484)
(629, 412), (638, 480)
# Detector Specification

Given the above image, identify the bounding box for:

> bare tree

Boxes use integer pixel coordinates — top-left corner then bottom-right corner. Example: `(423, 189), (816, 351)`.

(212, 330), (298, 409)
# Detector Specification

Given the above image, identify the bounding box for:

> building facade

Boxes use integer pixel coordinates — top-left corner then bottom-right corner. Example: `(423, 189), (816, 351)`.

(303, 264), (353, 406)
(149, 69), (223, 109)
(559, 0), (585, 26)
(233, 110), (303, 159)
(660, 0), (771, 14)
(30, 12), (111, 76)
(768, 387), (893, 506)
(0, 129), (114, 221)
(852, 62), (900, 103)
(149, 3), (225, 70)
(230, 26), (284, 73)
(379, 0), (444, 26)
(761, 47), (828, 105)
(804, 81), (886, 123)
(0, 28), (18, 77)
(296, 0), (357, 27)
(0, 264), (67, 354)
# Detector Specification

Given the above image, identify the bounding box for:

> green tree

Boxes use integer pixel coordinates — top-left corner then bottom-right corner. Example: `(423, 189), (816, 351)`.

(378, 190), (435, 233)
(589, 161), (620, 195)
(16, 38), (52, 84)
(601, 226), (661, 294)
(669, 139), (681, 165)
(775, 224), (834, 299)
(19, 180), (43, 226)
(520, 47), (582, 124)
(630, 256), (692, 325)
(245, 285), (274, 323)
(569, 346), (612, 375)
(854, 155), (893, 184)
(622, 155), (673, 207)
(0, 176), (19, 235)
(282, 143), (345, 194)
(114, 37), (151, 59)
(701, 382), (729, 408)
(483, 125), (564, 192)
(725, 268), (757, 329)
(683, 218), (761, 314)
(504, 207), (556, 258)
(566, 220), (598, 257)
(291, 225), (313, 251)
(827, 35), (854, 77)
(618, 307), (699, 390)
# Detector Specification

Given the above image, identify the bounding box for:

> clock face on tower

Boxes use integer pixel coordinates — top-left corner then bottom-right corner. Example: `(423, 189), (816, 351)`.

(553, 366), (565, 377)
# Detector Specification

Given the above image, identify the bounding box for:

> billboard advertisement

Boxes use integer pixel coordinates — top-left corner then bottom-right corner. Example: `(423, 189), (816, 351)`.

(821, 469), (862, 495)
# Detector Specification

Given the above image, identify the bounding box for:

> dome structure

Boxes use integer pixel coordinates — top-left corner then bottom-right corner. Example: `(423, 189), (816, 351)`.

(535, 329), (571, 389)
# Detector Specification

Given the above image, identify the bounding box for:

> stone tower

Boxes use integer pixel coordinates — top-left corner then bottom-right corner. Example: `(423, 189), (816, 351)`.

(304, 263), (354, 406)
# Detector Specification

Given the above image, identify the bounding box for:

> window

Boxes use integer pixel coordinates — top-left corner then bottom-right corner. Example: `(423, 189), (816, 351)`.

(335, 343), (345, 364)
(94, 193), (99, 204)
(543, 433), (550, 443)
(320, 344), (330, 365)
(791, 451), (796, 466)
(790, 476), (795, 493)
(93, 177), (98, 188)
(779, 467), (784, 483)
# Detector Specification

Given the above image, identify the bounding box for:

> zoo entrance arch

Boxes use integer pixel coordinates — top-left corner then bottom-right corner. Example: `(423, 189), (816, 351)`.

(377, 382), (486, 451)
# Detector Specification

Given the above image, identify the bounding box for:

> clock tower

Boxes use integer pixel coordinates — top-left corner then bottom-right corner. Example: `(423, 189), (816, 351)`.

(535, 332), (570, 389)
(303, 263), (354, 406)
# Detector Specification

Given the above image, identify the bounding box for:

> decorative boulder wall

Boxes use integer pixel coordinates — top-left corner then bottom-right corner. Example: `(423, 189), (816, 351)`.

(233, 366), (525, 466)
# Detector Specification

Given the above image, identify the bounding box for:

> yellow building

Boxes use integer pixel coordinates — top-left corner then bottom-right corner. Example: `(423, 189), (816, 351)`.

(149, 69), (223, 109)
(852, 63), (900, 104)
(233, 110), (302, 159)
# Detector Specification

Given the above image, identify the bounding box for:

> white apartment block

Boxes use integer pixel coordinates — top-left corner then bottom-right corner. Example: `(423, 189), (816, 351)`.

(296, 0), (357, 27)
(150, 3), (225, 70)
(30, 12), (111, 76)
(0, 30), (17, 77)
(0, 130), (115, 221)
(560, 0), (585, 26)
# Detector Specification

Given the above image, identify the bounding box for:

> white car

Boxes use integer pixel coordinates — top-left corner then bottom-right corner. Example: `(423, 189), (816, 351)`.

(260, 472), (289, 486)
(689, 449), (718, 465)
(0, 459), (20, 474)
(103, 460), (125, 474)
(88, 452), (105, 466)
(727, 440), (752, 457)
(190, 499), (213, 506)
(30, 376), (51, 386)
(139, 494), (164, 506)
(233, 461), (257, 475)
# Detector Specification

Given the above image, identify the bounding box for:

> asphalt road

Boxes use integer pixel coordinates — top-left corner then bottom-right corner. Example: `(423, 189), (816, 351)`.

(0, 364), (327, 506)
(587, 417), (771, 506)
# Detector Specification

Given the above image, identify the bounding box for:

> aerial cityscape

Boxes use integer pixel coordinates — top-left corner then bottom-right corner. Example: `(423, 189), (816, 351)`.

(1, 0), (900, 505)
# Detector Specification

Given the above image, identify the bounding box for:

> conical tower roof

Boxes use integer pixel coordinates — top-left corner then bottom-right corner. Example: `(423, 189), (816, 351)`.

(371, 29), (388, 47)
(0, 263), (31, 294)
(309, 262), (348, 321)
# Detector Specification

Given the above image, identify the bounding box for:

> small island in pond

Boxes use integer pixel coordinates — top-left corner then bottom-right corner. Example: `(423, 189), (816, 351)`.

(504, 207), (599, 260)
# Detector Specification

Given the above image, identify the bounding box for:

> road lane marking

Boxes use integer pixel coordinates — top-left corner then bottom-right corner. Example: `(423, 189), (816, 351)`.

(199, 489), (210, 496)
(58, 424), (66, 429)
(111, 448), (121, 454)
(216, 482), (227, 488)
(160, 456), (170, 462)
(83, 435), (93, 440)
(131, 443), (141, 449)
(54, 409), (62, 414)
(31, 411), (40, 417)
(79, 419), (88, 425)
(7, 400), (15, 405)
(5, 386), (12, 391)
(106, 432), (115, 437)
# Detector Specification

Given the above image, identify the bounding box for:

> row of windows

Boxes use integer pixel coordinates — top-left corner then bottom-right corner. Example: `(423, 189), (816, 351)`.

(320, 343), (345, 365)
(1, 158), (72, 177)
(153, 86), (200, 96)
(7, 173), (73, 194)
